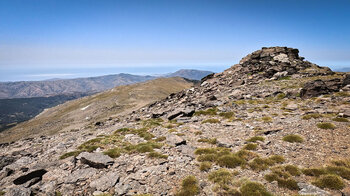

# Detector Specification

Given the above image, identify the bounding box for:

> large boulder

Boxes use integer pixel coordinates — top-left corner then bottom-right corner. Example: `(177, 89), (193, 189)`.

(300, 79), (330, 98)
(77, 152), (114, 169)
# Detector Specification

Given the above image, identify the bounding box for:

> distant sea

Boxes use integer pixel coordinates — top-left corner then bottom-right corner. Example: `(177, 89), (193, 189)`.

(0, 65), (227, 82)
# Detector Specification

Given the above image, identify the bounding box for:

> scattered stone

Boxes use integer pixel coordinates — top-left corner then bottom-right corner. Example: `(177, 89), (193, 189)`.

(166, 134), (186, 146)
(77, 152), (114, 169)
(90, 172), (120, 191)
(66, 168), (97, 183)
(5, 186), (31, 196)
(0, 156), (16, 171)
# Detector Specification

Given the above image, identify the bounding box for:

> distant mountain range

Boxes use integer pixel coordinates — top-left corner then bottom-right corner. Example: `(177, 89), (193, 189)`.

(0, 69), (213, 99)
(335, 67), (350, 72)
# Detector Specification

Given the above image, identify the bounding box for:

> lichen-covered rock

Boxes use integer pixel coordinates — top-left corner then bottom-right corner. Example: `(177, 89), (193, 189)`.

(77, 152), (114, 169)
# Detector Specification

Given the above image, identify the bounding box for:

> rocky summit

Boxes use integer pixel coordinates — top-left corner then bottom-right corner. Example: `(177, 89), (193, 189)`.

(0, 47), (350, 196)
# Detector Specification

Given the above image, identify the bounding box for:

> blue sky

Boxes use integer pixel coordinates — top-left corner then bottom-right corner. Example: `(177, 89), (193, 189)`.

(0, 0), (350, 81)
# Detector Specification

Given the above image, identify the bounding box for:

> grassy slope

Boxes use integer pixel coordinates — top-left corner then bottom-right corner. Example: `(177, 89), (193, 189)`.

(0, 77), (193, 143)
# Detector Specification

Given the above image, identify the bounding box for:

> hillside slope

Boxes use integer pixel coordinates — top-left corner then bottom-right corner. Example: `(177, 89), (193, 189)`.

(0, 77), (194, 143)
(0, 47), (349, 196)
(0, 92), (92, 132)
(0, 69), (212, 99)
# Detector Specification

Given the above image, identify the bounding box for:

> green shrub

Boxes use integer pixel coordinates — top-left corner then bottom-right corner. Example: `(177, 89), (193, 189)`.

(282, 134), (304, 143)
(208, 168), (233, 189)
(155, 136), (166, 142)
(202, 119), (220, 124)
(335, 92), (350, 97)
(264, 166), (300, 190)
(284, 165), (301, 176)
(302, 168), (327, 177)
(302, 113), (322, 120)
(332, 117), (349, 122)
(276, 93), (286, 100)
(317, 122), (336, 129)
(199, 162), (212, 172)
(261, 116), (272, 123)
(219, 112), (234, 119)
(312, 174), (345, 190)
(176, 176), (199, 196)
(217, 155), (245, 168)
(331, 159), (350, 168)
(147, 152), (168, 159)
(141, 118), (163, 128)
(249, 155), (285, 171)
(197, 154), (218, 162)
(194, 131), (203, 135)
(326, 166), (350, 180)
(198, 138), (217, 145)
(194, 148), (217, 155)
(240, 181), (273, 196)
(194, 108), (217, 116)
(0, 191), (5, 196)
(103, 148), (122, 158)
(59, 150), (82, 159)
(243, 143), (258, 151)
(247, 136), (265, 142)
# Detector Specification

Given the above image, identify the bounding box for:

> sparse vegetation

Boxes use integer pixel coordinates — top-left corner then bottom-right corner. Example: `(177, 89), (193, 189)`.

(141, 118), (164, 128)
(208, 168), (233, 190)
(198, 138), (217, 145)
(276, 93), (286, 100)
(217, 154), (245, 168)
(332, 117), (349, 122)
(247, 136), (265, 142)
(282, 134), (304, 143)
(243, 143), (258, 150)
(202, 119), (220, 124)
(0, 191), (5, 196)
(115, 127), (155, 140)
(147, 152), (168, 159)
(199, 162), (212, 171)
(155, 136), (166, 142)
(194, 131), (203, 135)
(265, 166), (300, 190)
(261, 116), (272, 123)
(249, 155), (285, 171)
(103, 147), (122, 158)
(124, 142), (162, 153)
(240, 181), (273, 196)
(302, 168), (327, 177)
(194, 108), (218, 116)
(219, 112), (234, 119)
(176, 176), (200, 196)
(312, 174), (345, 190)
(59, 150), (82, 159)
(317, 122), (336, 129)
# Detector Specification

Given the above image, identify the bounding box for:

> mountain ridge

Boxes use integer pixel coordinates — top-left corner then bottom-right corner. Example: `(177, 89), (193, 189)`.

(0, 69), (213, 99)
(0, 47), (349, 196)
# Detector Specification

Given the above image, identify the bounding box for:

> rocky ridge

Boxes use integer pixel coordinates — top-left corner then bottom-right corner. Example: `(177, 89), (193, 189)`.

(0, 47), (349, 196)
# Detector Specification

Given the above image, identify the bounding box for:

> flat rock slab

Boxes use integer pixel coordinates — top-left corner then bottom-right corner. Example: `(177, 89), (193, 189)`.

(90, 172), (120, 191)
(298, 182), (330, 196)
(66, 168), (97, 183)
(77, 152), (114, 168)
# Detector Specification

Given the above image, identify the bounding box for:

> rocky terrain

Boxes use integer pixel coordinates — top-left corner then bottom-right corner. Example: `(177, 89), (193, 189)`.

(0, 47), (349, 196)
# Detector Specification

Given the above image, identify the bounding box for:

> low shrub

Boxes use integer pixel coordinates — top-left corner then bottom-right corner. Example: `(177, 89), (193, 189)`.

(194, 108), (218, 116)
(247, 136), (265, 142)
(332, 117), (349, 122)
(59, 150), (82, 159)
(302, 113), (322, 120)
(217, 155), (245, 168)
(240, 181), (273, 196)
(282, 134), (304, 143)
(176, 176), (199, 196)
(312, 174), (345, 190)
(243, 143), (258, 150)
(202, 119), (220, 124)
(198, 138), (217, 145)
(103, 148), (122, 158)
(147, 152), (168, 159)
(199, 162), (212, 172)
(317, 122), (336, 129)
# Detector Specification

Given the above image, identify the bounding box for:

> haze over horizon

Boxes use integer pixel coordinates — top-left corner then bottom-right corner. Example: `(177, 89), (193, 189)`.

(1, 0), (350, 81)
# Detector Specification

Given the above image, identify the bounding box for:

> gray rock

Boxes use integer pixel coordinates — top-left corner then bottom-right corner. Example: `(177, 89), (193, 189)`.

(0, 156), (16, 171)
(66, 168), (97, 183)
(273, 53), (289, 63)
(77, 152), (114, 168)
(216, 138), (234, 148)
(90, 172), (120, 191)
(124, 134), (146, 145)
(166, 134), (186, 146)
(4, 186), (31, 196)
(285, 103), (298, 111)
(298, 182), (330, 196)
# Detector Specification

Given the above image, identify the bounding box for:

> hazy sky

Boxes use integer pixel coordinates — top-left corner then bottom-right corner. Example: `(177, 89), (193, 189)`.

(0, 0), (350, 81)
